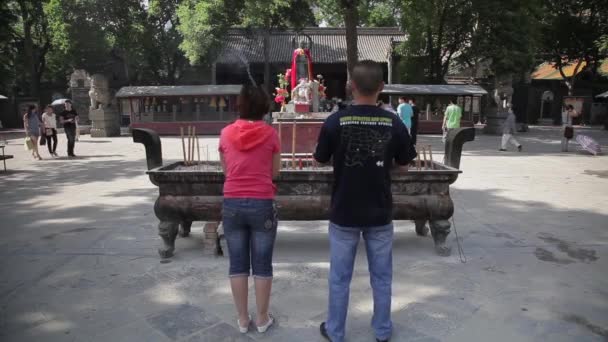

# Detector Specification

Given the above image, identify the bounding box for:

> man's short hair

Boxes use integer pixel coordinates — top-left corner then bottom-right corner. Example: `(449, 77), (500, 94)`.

(238, 85), (270, 120)
(399, 96), (407, 102)
(351, 60), (384, 96)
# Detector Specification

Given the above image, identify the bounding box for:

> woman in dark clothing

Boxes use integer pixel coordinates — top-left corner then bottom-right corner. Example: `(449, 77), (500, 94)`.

(23, 105), (42, 160)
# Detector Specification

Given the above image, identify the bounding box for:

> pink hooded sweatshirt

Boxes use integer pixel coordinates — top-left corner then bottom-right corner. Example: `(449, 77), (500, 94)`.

(219, 119), (280, 199)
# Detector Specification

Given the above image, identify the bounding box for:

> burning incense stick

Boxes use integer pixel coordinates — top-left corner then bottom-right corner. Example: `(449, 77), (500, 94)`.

(422, 147), (428, 170)
(427, 145), (434, 170)
(187, 126), (192, 165)
(292, 120), (297, 169)
(191, 126), (196, 165)
(196, 134), (200, 166)
(278, 115), (282, 152)
(180, 126), (186, 165)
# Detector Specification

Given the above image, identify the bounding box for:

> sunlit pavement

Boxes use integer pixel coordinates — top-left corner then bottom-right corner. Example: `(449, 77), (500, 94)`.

(1, 126), (607, 341)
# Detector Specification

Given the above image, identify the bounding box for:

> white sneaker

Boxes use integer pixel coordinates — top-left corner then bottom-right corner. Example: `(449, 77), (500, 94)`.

(256, 314), (274, 333)
(237, 315), (251, 333)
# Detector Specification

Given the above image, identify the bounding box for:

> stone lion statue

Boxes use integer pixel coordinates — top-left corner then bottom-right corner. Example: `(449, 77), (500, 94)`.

(88, 74), (112, 110)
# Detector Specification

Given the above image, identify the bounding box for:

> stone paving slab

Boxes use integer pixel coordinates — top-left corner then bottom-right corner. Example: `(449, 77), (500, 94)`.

(0, 126), (607, 341)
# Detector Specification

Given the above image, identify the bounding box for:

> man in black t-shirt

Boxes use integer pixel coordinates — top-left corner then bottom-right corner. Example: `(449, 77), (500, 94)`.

(59, 100), (79, 157)
(315, 61), (417, 342)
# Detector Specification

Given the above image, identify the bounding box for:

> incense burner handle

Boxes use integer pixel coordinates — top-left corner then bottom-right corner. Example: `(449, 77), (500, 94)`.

(133, 128), (163, 170)
(443, 127), (475, 169)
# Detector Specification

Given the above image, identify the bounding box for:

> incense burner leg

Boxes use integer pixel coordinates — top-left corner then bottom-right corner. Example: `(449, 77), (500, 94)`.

(179, 220), (192, 237)
(158, 220), (179, 258)
(415, 220), (429, 236)
(203, 222), (220, 256)
(429, 219), (452, 257)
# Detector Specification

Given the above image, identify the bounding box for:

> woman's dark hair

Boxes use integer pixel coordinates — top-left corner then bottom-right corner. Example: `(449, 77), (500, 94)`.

(25, 104), (36, 118)
(567, 104), (574, 110)
(238, 85), (270, 120)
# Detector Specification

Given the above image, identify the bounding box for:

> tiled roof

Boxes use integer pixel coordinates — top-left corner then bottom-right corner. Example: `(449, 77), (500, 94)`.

(382, 84), (488, 96)
(217, 27), (406, 65)
(116, 85), (242, 98)
(532, 60), (608, 80)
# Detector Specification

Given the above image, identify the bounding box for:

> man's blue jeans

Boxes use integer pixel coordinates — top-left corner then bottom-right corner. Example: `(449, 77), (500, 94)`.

(326, 222), (393, 342)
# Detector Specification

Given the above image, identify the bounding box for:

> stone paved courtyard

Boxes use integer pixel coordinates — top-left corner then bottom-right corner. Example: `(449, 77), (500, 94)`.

(0, 126), (607, 342)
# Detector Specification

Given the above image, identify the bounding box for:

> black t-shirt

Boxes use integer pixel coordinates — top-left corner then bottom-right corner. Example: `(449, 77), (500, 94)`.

(60, 109), (78, 129)
(314, 105), (417, 227)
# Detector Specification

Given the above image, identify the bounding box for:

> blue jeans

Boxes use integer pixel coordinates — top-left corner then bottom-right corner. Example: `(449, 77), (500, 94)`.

(327, 222), (393, 342)
(222, 198), (277, 278)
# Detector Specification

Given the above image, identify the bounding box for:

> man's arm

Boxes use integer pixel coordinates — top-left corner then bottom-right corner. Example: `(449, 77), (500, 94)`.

(394, 120), (417, 166)
(313, 121), (333, 164)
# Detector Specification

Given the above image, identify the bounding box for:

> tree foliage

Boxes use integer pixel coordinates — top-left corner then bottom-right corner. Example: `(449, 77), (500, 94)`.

(399, 0), (477, 83)
(460, 0), (541, 77)
(0, 1), (19, 94)
(538, 0), (608, 94)
(143, 0), (187, 84)
(0, 0), (53, 97)
(314, 0), (399, 27)
(177, 0), (314, 66)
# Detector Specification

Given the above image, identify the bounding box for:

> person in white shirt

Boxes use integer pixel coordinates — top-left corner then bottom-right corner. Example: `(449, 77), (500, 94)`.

(561, 104), (579, 152)
(42, 105), (58, 157)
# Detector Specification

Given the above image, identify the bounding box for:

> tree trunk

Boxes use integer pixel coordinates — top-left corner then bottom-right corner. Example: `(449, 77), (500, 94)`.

(343, 1), (359, 80)
(263, 30), (271, 93)
(19, 1), (39, 98)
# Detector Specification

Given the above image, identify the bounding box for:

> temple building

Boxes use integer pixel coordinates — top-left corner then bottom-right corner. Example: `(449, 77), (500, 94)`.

(212, 27), (406, 99)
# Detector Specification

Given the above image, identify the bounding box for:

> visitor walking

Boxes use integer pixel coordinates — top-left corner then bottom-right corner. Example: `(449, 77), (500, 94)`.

(378, 100), (396, 115)
(59, 100), (79, 157)
(314, 61), (417, 342)
(561, 104), (579, 152)
(499, 108), (522, 152)
(42, 105), (58, 157)
(397, 96), (413, 133)
(409, 98), (420, 145)
(23, 105), (42, 160)
(442, 98), (462, 143)
(219, 85), (281, 334)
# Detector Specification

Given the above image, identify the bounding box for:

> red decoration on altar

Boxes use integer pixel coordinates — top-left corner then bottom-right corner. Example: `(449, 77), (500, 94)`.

(290, 48), (313, 90)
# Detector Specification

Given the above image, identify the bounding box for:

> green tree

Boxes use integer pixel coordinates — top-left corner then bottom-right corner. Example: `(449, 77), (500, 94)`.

(458, 0), (541, 78)
(177, 0), (315, 89)
(46, 0), (149, 83)
(399, 0), (477, 84)
(176, 0), (242, 66)
(539, 0), (608, 95)
(3, 0), (53, 98)
(143, 0), (187, 85)
(0, 1), (19, 94)
(314, 0), (399, 27)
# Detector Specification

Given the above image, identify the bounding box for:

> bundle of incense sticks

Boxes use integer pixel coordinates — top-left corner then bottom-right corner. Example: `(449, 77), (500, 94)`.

(180, 125), (200, 166)
(415, 145), (435, 170)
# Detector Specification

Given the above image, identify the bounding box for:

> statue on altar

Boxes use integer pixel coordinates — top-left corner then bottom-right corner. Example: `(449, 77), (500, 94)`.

(290, 39), (313, 90)
(291, 79), (312, 104)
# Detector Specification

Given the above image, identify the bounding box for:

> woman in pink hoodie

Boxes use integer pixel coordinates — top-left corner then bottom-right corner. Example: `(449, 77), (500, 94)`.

(219, 85), (281, 334)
